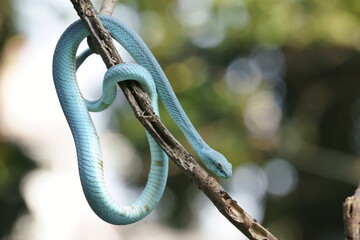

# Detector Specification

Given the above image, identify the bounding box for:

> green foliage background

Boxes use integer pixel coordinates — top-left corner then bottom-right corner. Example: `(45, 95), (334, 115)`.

(1, 0), (360, 239)
(0, 0), (36, 238)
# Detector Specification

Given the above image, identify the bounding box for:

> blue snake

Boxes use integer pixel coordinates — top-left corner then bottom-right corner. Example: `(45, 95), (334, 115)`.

(52, 15), (232, 225)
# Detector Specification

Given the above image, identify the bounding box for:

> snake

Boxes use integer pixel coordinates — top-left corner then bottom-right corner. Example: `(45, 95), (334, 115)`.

(52, 15), (232, 225)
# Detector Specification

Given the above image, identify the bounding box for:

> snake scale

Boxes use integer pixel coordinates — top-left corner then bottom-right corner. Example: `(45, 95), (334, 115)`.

(52, 15), (232, 225)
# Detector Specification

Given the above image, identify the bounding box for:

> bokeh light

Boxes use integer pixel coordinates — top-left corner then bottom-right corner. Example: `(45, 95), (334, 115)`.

(1, 0), (360, 239)
(264, 158), (298, 196)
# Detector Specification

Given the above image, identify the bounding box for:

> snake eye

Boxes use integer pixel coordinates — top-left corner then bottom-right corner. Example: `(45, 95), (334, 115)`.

(216, 163), (222, 170)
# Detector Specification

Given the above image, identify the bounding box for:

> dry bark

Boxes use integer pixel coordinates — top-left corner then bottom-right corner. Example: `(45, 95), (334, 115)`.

(344, 187), (360, 240)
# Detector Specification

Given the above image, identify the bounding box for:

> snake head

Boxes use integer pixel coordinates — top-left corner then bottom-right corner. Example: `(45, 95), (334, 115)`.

(199, 148), (232, 178)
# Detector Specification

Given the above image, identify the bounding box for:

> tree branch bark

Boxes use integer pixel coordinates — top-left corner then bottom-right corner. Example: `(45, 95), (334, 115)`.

(68, 1), (280, 239)
(99, 0), (116, 15)
(344, 185), (360, 239)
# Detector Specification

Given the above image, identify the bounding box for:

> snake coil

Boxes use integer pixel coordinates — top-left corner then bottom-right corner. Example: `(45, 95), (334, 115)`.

(53, 15), (232, 225)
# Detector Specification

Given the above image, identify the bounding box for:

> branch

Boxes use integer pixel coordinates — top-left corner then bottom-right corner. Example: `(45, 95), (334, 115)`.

(344, 185), (360, 239)
(99, 0), (116, 15)
(69, 1), (280, 239)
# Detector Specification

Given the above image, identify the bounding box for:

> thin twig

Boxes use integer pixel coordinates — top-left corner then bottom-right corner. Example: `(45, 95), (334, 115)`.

(99, 0), (116, 15)
(68, 1), (280, 239)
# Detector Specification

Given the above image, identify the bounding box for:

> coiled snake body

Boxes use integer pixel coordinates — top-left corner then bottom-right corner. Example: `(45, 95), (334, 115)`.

(53, 15), (232, 225)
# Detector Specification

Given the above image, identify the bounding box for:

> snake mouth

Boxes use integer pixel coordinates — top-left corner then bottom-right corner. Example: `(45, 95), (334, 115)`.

(215, 162), (232, 178)
(212, 162), (232, 178)
(199, 148), (232, 178)
(216, 163), (227, 176)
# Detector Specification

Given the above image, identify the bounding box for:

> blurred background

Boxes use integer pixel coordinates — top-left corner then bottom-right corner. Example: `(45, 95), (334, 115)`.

(1, 0), (360, 239)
